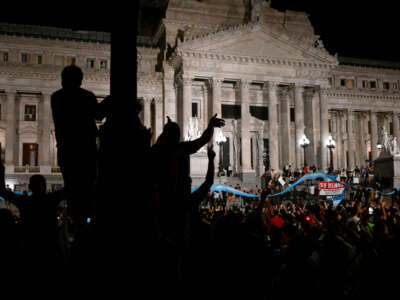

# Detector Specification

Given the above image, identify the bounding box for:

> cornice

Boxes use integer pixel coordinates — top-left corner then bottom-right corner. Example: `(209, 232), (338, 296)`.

(180, 50), (335, 71)
(163, 19), (217, 32)
(327, 89), (400, 101)
(0, 34), (110, 52)
(0, 66), (109, 82)
(333, 64), (400, 76)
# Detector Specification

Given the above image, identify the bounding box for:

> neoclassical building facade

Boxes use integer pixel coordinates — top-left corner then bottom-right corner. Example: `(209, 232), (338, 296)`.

(1, 0), (400, 188)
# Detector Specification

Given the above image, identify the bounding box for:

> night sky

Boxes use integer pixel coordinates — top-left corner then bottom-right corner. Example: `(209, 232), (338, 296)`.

(1, 0), (399, 62)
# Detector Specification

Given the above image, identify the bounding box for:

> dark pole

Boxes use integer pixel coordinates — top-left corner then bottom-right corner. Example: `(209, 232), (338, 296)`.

(327, 145), (335, 172)
(97, 1), (150, 284)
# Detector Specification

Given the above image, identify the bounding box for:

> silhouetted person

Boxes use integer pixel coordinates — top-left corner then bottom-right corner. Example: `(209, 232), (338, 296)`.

(51, 65), (110, 227)
(0, 162), (65, 271)
(150, 113), (224, 280)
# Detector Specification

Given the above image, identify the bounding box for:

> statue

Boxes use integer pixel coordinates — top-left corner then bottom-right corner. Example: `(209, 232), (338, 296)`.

(184, 117), (202, 141)
(382, 126), (390, 152)
(184, 117), (206, 152)
(393, 137), (399, 155)
(250, 0), (268, 22)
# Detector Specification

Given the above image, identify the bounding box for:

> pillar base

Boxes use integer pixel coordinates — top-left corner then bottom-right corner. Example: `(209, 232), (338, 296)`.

(239, 171), (257, 189)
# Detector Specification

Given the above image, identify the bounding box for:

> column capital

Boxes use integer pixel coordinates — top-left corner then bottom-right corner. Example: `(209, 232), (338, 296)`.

(209, 77), (223, 88)
(358, 111), (369, 119)
(319, 86), (330, 95)
(347, 109), (355, 117)
(41, 92), (52, 101)
(5, 89), (17, 96)
(239, 79), (250, 88)
(154, 97), (163, 104)
(279, 85), (291, 97)
(266, 81), (279, 90)
(294, 82), (305, 90)
(141, 96), (152, 103)
(182, 76), (192, 87)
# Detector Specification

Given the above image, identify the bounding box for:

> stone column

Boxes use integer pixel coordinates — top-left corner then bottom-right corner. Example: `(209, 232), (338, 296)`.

(210, 78), (223, 169)
(311, 89), (321, 167)
(154, 97), (163, 141)
(202, 84), (208, 130)
(182, 76), (192, 140)
(40, 92), (52, 173)
(294, 83), (305, 169)
(384, 113), (391, 134)
(347, 110), (355, 170)
(268, 81), (279, 171)
(142, 97), (151, 129)
(211, 77), (222, 119)
(240, 79), (253, 180)
(370, 111), (378, 160)
(319, 87), (329, 172)
(337, 111), (344, 169)
(5, 90), (16, 172)
(359, 112), (367, 167)
(393, 112), (400, 150)
(280, 87), (291, 167)
(163, 63), (176, 123)
(332, 112), (339, 169)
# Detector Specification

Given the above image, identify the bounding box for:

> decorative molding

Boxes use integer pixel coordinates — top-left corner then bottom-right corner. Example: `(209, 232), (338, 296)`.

(180, 50), (335, 71)
(334, 64), (400, 76)
(18, 124), (38, 135)
(0, 34), (110, 51)
(327, 90), (400, 101)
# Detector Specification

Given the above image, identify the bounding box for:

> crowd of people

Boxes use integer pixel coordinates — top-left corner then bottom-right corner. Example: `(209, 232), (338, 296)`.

(0, 65), (399, 298)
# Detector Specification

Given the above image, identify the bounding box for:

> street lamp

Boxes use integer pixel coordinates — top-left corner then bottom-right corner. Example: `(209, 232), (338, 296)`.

(215, 129), (227, 178)
(326, 135), (336, 173)
(299, 134), (310, 167)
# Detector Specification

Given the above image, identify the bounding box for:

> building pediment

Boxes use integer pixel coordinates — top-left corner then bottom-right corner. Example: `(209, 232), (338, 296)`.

(179, 22), (338, 65)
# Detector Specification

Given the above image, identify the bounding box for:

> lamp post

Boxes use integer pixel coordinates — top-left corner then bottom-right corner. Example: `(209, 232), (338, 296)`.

(326, 135), (336, 173)
(300, 134), (310, 167)
(215, 129), (227, 180)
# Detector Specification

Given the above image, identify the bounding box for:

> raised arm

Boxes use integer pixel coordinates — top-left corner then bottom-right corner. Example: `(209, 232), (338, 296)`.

(0, 162), (24, 207)
(191, 145), (216, 208)
(184, 114), (225, 154)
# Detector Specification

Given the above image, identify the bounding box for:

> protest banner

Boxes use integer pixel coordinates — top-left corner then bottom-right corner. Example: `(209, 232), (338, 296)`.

(318, 181), (345, 196)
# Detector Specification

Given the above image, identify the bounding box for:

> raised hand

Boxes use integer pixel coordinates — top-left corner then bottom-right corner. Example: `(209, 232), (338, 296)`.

(208, 114), (225, 128)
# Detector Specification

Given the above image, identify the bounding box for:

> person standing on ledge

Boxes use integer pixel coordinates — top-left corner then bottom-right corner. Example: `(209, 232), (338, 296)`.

(51, 65), (110, 232)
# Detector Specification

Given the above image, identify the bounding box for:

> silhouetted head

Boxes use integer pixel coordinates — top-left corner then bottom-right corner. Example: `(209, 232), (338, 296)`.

(157, 116), (180, 145)
(61, 65), (83, 89)
(29, 175), (47, 195)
